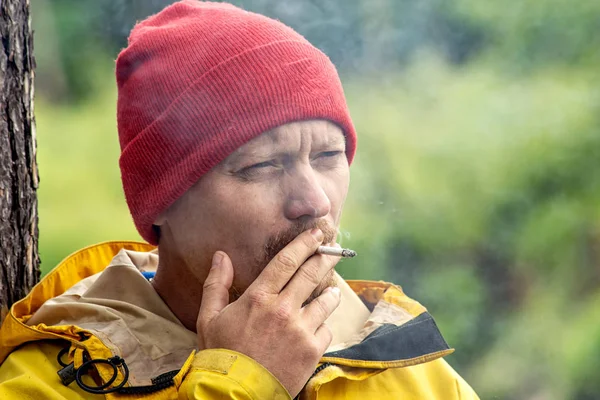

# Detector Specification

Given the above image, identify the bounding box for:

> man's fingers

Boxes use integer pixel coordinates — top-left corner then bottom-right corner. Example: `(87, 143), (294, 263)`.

(198, 251), (234, 327)
(248, 229), (324, 294)
(314, 322), (334, 354)
(282, 249), (340, 306)
(301, 286), (341, 332)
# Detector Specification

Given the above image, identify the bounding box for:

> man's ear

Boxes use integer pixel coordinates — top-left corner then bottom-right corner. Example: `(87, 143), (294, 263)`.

(152, 212), (168, 243)
(154, 210), (168, 226)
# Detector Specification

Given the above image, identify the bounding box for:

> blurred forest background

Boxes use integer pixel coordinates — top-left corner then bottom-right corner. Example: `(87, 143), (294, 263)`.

(31, 0), (600, 399)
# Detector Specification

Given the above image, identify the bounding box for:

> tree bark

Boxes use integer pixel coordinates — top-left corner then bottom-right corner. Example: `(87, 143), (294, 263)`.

(0, 0), (39, 318)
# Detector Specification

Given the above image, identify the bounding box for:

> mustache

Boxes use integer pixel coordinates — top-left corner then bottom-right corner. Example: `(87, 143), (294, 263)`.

(263, 219), (337, 262)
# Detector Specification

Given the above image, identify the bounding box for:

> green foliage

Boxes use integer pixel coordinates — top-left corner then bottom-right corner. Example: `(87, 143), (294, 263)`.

(36, 82), (141, 273)
(456, 0), (600, 69)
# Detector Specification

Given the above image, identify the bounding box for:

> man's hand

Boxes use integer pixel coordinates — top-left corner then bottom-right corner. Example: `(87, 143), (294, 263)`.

(196, 228), (342, 398)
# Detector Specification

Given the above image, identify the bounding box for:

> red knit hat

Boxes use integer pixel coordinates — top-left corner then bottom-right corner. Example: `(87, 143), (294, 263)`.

(116, 0), (357, 245)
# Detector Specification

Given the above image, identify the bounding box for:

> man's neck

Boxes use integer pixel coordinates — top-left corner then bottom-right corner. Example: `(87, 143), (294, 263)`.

(152, 248), (204, 332)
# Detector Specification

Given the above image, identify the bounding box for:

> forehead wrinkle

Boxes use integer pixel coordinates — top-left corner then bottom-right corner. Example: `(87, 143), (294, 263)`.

(229, 125), (299, 163)
(278, 120), (346, 150)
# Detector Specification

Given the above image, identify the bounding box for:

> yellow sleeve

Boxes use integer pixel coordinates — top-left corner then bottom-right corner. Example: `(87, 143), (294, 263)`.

(456, 374), (479, 400)
(179, 349), (291, 400)
(439, 359), (480, 400)
(0, 341), (94, 400)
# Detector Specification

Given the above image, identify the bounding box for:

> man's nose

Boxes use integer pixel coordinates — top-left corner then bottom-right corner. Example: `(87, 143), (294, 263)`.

(283, 167), (331, 220)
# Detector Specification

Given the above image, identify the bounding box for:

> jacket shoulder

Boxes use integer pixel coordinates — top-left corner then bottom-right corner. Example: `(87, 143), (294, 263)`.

(403, 358), (479, 399)
(315, 357), (478, 400)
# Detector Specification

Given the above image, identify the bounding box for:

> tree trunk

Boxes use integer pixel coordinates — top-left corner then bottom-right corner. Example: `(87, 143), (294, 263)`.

(0, 0), (39, 318)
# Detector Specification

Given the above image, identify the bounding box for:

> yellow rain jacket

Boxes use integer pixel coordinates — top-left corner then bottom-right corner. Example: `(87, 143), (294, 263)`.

(0, 241), (478, 399)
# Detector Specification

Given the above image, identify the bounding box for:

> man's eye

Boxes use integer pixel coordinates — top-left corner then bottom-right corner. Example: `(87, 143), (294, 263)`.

(319, 151), (343, 158)
(247, 161), (273, 170)
(237, 161), (276, 179)
(314, 151), (344, 161)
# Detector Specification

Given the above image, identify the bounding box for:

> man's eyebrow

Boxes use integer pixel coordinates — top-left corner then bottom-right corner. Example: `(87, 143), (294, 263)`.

(319, 134), (346, 148)
(223, 146), (275, 167)
(225, 131), (280, 165)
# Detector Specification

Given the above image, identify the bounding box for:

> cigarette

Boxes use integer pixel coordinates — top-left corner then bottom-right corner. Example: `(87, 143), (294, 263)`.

(316, 246), (357, 258)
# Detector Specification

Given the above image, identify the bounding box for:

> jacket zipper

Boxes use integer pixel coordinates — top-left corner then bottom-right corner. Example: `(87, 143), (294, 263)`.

(294, 363), (333, 400)
(311, 362), (332, 379)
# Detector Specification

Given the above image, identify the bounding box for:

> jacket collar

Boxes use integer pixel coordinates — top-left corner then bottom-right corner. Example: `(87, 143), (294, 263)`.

(323, 280), (453, 368)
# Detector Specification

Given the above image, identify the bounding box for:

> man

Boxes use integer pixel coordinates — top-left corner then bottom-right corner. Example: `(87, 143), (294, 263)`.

(0, 1), (478, 399)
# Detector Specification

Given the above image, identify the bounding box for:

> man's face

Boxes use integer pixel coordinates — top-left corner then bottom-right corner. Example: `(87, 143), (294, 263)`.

(157, 119), (350, 300)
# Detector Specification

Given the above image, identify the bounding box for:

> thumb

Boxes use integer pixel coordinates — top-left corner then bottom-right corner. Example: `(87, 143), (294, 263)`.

(198, 251), (234, 326)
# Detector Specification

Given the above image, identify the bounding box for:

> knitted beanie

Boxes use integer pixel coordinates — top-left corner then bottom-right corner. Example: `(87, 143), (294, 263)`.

(116, 0), (357, 245)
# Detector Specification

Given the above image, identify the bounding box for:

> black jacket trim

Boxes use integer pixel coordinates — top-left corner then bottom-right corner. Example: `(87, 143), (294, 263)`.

(324, 312), (450, 362)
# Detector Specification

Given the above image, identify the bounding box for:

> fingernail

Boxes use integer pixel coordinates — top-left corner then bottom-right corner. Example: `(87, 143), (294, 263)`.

(310, 228), (323, 241)
(331, 287), (341, 297)
(212, 252), (224, 269)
